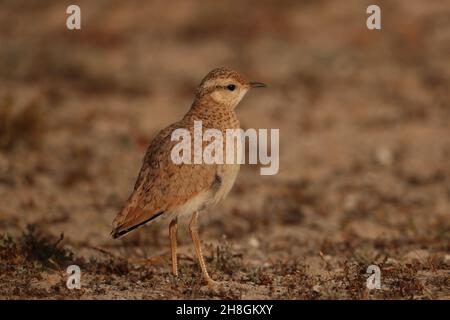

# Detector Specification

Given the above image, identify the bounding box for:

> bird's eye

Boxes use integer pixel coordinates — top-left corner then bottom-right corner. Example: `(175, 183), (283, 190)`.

(227, 84), (236, 91)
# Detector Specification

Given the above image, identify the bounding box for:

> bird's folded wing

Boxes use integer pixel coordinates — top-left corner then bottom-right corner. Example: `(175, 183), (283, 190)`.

(111, 123), (217, 238)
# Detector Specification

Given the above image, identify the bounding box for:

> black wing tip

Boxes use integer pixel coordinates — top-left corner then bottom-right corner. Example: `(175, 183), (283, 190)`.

(110, 229), (121, 239)
(110, 211), (165, 240)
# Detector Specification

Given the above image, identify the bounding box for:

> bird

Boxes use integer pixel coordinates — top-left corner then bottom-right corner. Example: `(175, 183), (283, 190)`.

(111, 67), (266, 286)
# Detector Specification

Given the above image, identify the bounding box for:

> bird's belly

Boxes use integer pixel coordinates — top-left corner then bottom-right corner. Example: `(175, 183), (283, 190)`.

(164, 164), (240, 220)
(166, 189), (213, 220)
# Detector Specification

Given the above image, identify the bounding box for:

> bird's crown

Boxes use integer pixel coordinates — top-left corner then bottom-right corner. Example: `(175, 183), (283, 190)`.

(192, 67), (265, 109)
(199, 67), (248, 89)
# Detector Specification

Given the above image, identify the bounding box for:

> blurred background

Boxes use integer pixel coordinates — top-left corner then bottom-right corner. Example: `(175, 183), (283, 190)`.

(0, 0), (449, 299)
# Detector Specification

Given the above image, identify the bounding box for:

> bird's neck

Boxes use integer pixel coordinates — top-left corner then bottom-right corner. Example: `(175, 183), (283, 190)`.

(184, 96), (240, 130)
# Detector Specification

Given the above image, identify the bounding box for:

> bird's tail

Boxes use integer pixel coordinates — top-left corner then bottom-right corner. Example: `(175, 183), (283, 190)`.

(111, 205), (164, 239)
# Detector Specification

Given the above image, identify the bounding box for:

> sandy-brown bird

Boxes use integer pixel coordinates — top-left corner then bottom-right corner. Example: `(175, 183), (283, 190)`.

(111, 67), (266, 286)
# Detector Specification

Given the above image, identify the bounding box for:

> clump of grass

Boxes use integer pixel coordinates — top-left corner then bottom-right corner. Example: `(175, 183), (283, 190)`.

(0, 96), (46, 151)
(19, 224), (74, 269)
(214, 238), (242, 276)
(271, 260), (318, 299)
(248, 267), (273, 286)
(341, 261), (367, 299)
(0, 224), (74, 273)
(0, 233), (19, 269)
(381, 263), (427, 299)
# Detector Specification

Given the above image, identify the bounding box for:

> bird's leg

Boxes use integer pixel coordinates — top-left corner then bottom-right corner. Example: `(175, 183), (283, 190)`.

(169, 217), (178, 277)
(189, 211), (216, 286)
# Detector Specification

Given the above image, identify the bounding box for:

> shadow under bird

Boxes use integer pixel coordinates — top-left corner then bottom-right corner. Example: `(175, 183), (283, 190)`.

(111, 67), (266, 287)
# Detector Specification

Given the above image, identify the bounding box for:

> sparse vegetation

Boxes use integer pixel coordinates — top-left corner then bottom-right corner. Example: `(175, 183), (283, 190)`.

(0, 0), (449, 299)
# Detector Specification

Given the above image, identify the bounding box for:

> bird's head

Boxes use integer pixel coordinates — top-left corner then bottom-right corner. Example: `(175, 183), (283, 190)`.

(196, 67), (266, 109)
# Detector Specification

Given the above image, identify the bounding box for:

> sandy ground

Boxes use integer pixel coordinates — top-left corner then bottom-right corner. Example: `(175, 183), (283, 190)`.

(0, 0), (449, 299)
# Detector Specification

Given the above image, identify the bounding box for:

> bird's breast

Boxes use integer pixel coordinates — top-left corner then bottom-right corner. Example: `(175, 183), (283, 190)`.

(211, 163), (240, 204)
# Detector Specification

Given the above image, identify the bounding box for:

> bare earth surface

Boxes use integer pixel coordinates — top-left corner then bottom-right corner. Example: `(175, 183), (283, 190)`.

(0, 0), (449, 299)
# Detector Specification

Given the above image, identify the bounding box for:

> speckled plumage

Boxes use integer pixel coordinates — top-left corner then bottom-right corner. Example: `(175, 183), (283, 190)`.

(111, 67), (265, 286)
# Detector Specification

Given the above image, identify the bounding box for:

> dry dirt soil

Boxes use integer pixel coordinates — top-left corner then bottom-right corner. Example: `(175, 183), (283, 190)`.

(0, 0), (449, 299)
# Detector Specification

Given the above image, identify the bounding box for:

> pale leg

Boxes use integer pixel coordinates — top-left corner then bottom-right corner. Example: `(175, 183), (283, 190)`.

(189, 211), (216, 286)
(169, 217), (178, 277)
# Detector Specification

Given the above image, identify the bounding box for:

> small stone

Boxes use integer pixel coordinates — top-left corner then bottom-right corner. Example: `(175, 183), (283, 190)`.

(312, 285), (321, 292)
(248, 237), (259, 248)
(375, 147), (394, 166)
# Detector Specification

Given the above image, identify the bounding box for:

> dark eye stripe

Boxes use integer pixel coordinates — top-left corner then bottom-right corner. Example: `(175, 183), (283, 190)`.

(211, 84), (238, 92)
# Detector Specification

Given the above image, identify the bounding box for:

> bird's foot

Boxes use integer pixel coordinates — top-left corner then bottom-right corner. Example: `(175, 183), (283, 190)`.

(206, 279), (218, 287)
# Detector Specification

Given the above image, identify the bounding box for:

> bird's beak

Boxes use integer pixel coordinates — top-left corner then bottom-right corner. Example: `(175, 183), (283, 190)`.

(249, 81), (267, 88)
